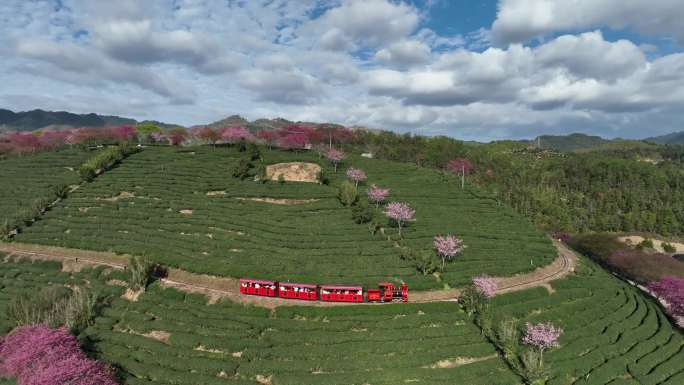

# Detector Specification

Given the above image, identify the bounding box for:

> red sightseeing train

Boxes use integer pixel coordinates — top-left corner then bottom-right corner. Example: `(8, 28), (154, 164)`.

(239, 278), (408, 303)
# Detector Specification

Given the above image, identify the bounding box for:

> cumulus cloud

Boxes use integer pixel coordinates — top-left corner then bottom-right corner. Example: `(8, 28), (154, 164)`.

(308, 0), (420, 50)
(1, 0), (684, 141)
(375, 39), (432, 69)
(492, 0), (684, 45)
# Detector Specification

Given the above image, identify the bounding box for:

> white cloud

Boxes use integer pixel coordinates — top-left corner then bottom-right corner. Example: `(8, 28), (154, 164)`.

(375, 39), (432, 69)
(492, 0), (684, 45)
(1, 0), (684, 141)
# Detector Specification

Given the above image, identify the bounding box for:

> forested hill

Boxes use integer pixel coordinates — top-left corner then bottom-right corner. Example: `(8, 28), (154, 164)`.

(0, 108), (179, 132)
(355, 131), (684, 235)
(524, 133), (610, 152)
(646, 131), (684, 145)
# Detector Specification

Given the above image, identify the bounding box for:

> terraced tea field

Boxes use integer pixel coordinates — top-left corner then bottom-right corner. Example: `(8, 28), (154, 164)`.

(0, 258), (520, 385)
(15, 146), (554, 290)
(0, 148), (90, 226)
(490, 257), (684, 385)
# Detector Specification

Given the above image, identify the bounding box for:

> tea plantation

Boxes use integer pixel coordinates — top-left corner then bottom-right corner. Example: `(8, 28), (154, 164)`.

(15, 146), (554, 290)
(0, 258), (521, 385)
(0, 148), (90, 227)
(489, 256), (684, 385)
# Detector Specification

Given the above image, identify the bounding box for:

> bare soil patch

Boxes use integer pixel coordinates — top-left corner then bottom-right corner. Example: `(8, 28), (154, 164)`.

(619, 235), (684, 253)
(179, 209), (193, 215)
(143, 330), (171, 343)
(426, 355), (497, 368)
(235, 197), (319, 205)
(265, 162), (321, 183)
(206, 190), (227, 196)
(98, 191), (135, 202)
(122, 288), (144, 301)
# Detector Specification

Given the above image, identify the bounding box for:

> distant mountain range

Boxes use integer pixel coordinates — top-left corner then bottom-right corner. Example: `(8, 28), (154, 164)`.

(2, 107), (684, 149)
(645, 131), (684, 145)
(0, 108), (180, 132)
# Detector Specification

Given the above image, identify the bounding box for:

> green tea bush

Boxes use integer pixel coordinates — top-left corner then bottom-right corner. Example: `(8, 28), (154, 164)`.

(338, 180), (358, 206)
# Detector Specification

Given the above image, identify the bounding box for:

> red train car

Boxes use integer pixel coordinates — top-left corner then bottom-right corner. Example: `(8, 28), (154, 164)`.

(239, 278), (277, 297)
(238, 278), (407, 303)
(279, 282), (318, 301)
(320, 285), (364, 303)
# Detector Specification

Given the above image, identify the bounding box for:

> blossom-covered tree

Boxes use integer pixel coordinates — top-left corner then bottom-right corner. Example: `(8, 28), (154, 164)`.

(326, 148), (346, 172)
(256, 130), (279, 150)
(111, 125), (137, 142)
(168, 128), (188, 146)
(0, 325), (117, 385)
(472, 274), (497, 298)
(221, 126), (254, 144)
(433, 234), (466, 270)
(446, 158), (473, 189)
(648, 276), (684, 317)
(346, 167), (367, 187)
(278, 132), (309, 150)
(522, 322), (563, 367)
(367, 184), (390, 207)
(193, 126), (222, 146)
(384, 202), (415, 237)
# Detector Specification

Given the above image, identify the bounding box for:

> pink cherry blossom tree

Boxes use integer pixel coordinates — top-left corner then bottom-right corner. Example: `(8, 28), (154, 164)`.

(384, 202), (415, 237)
(256, 130), (279, 150)
(433, 234), (466, 270)
(446, 158), (473, 189)
(346, 167), (367, 187)
(326, 148), (346, 172)
(278, 132), (309, 150)
(522, 322), (563, 367)
(0, 325), (117, 385)
(193, 126), (222, 146)
(367, 184), (390, 207)
(648, 276), (684, 317)
(221, 126), (254, 144)
(472, 274), (497, 298)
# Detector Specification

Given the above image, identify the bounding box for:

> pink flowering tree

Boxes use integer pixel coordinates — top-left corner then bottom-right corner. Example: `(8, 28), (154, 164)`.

(522, 322), (563, 368)
(326, 148), (346, 172)
(221, 126), (254, 144)
(168, 128), (188, 146)
(278, 132), (309, 151)
(446, 158), (473, 189)
(433, 235), (466, 270)
(384, 202), (415, 237)
(0, 325), (117, 385)
(346, 167), (367, 187)
(648, 276), (684, 317)
(193, 126), (222, 146)
(472, 274), (497, 298)
(256, 130), (279, 150)
(367, 184), (390, 207)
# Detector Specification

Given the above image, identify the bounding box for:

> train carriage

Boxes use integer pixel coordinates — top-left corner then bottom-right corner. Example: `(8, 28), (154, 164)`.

(320, 285), (364, 302)
(279, 282), (318, 301)
(239, 278), (277, 297)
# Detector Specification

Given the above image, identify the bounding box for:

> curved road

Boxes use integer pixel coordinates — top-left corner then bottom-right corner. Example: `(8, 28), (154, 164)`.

(0, 239), (577, 308)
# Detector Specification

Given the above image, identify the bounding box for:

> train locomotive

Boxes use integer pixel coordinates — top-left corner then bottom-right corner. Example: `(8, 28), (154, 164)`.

(239, 278), (408, 303)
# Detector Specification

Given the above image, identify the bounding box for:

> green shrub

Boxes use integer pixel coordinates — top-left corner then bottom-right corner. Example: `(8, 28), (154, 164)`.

(317, 169), (330, 185)
(662, 242), (676, 253)
(636, 238), (655, 250)
(232, 158), (253, 180)
(7, 285), (100, 333)
(337, 181), (358, 206)
(128, 256), (154, 291)
(351, 201), (375, 224)
(400, 246), (440, 275)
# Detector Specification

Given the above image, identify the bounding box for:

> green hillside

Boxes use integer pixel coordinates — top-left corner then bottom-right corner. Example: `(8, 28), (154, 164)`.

(490, 256), (684, 384)
(0, 148), (91, 231)
(15, 146), (555, 290)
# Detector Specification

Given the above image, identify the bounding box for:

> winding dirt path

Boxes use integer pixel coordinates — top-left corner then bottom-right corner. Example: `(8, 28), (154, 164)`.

(0, 239), (577, 308)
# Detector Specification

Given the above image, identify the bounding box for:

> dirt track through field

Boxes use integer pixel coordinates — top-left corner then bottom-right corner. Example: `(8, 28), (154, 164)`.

(0, 239), (577, 308)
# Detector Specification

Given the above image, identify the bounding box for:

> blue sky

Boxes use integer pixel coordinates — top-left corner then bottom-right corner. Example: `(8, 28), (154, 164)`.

(1, 0), (683, 141)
